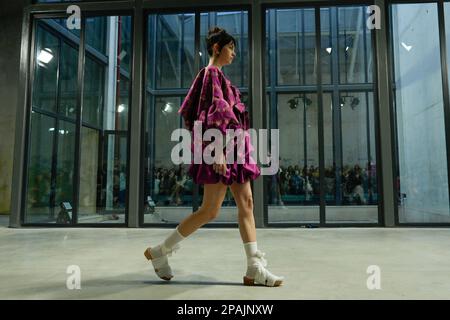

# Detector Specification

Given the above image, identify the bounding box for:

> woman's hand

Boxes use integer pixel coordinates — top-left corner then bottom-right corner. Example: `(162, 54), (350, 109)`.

(213, 151), (227, 176)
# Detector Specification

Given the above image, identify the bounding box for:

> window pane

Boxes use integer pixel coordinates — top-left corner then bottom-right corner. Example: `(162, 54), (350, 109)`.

(25, 113), (55, 222)
(392, 3), (450, 223)
(265, 9), (270, 87)
(149, 13), (195, 89)
(324, 91), (378, 223)
(269, 93), (320, 223)
(85, 17), (107, 55)
(83, 56), (104, 127)
(320, 8), (332, 84)
(275, 9), (317, 86)
(338, 6), (372, 84)
(25, 17), (78, 224)
(201, 11), (249, 87)
(79, 15), (132, 223)
(32, 24), (59, 112)
(144, 94), (194, 222)
(54, 121), (76, 210)
(59, 42), (78, 119)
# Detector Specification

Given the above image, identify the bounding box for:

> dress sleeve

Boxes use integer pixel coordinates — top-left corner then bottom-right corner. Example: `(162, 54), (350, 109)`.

(205, 67), (240, 136)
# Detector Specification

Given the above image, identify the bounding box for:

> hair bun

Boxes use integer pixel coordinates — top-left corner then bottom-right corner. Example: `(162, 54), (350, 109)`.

(208, 26), (223, 37)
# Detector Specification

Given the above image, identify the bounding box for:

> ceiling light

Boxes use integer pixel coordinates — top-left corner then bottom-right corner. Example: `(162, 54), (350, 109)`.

(163, 102), (173, 113)
(37, 48), (54, 64)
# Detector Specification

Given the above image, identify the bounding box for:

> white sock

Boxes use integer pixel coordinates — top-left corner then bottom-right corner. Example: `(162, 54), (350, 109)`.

(244, 241), (258, 258)
(244, 242), (259, 275)
(151, 226), (186, 258)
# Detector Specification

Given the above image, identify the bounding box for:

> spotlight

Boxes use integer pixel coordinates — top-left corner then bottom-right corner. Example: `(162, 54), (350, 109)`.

(37, 48), (54, 64)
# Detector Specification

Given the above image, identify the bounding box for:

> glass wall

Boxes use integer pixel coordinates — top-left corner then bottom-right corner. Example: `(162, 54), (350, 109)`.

(391, 3), (450, 223)
(24, 15), (132, 224)
(26, 18), (78, 223)
(143, 11), (249, 224)
(78, 15), (132, 224)
(265, 5), (378, 225)
(322, 6), (378, 224)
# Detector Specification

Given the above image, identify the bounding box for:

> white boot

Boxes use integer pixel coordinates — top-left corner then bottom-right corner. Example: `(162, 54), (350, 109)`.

(144, 243), (180, 281)
(243, 242), (284, 287)
(145, 227), (185, 281)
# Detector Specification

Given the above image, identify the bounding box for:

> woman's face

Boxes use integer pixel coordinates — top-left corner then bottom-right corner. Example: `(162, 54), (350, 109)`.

(214, 41), (236, 66)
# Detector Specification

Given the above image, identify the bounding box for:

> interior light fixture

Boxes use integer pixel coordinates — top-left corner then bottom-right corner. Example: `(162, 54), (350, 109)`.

(37, 48), (54, 64)
(162, 102), (173, 114)
(118, 104), (126, 113)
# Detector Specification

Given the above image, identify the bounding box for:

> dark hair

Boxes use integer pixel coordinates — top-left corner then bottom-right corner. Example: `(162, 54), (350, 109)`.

(206, 26), (236, 57)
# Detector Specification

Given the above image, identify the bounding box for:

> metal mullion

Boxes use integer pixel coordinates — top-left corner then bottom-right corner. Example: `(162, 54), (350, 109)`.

(150, 14), (158, 223)
(330, 6), (343, 210)
(192, 10), (200, 213)
(365, 91), (373, 205)
(303, 93), (307, 170)
(142, 12), (151, 226)
(48, 33), (63, 220)
(241, 11), (245, 87)
(329, 7), (344, 210)
(261, 5), (269, 222)
(363, 5), (369, 83)
(129, 0), (143, 227)
(271, 7), (277, 216)
(80, 121), (102, 131)
(438, 0), (450, 219)
(369, 4), (383, 225)
(302, 9), (307, 85)
(31, 108), (77, 125)
(273, 85), (322, 92)
(316, 6), (326, 227)
(180, 13), (184, 88)
(141, 10), (152, 225)
(55, 35), (62, 115)
(73, 17), (86, 225)
(377, 0), (397, 226)
(30, 1), (135, 14)
(384, 1), (396, 225)
(249, 3), (263, 227)
(271, 7), (277, 140)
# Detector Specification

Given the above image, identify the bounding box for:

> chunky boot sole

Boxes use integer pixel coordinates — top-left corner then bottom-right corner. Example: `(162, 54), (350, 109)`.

(243, 276), (283, 287)
(144, 248), (172, 281)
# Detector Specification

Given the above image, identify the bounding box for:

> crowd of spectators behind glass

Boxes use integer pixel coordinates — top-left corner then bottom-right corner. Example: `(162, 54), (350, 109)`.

(270, 162), (377, 205)
(150, 162), (377, 206)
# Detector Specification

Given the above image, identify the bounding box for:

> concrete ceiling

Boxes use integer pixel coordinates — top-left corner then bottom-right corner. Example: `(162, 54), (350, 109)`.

(0, 0), (31, 18)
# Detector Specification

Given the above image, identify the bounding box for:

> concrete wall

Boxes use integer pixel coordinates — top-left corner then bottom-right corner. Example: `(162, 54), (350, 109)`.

(392, 4), (450, 221)
(0, 1), (29, 214)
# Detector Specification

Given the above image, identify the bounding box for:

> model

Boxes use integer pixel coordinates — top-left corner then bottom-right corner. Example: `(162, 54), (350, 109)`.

(144, 26), (284, 287)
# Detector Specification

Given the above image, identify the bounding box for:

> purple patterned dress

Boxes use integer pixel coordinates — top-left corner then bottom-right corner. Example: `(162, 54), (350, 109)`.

(177, 65), (261, 185)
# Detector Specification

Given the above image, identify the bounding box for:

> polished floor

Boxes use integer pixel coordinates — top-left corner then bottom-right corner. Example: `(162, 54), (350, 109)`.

(0, 216), (449, 299)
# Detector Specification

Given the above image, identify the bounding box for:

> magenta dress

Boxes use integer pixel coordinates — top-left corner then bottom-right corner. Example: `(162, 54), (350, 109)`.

(177, 65), (261, 185)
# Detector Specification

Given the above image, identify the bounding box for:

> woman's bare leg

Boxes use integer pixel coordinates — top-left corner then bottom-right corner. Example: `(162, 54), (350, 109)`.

(229, 180), (284, 286)
(177, 181), (228, 237)
(229, 180), (256, 243)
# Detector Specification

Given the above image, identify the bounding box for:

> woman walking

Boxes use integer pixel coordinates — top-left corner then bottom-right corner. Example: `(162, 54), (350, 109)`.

(144, 27), (284, 287)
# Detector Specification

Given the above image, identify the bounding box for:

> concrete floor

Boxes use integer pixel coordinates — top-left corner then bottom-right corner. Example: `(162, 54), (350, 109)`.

(1, 218), (450, 299)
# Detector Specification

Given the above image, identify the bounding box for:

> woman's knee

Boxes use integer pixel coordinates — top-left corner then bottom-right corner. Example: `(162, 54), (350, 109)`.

(196, 206), (221, 221)
(241, 194), (254, 211)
